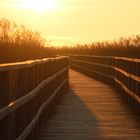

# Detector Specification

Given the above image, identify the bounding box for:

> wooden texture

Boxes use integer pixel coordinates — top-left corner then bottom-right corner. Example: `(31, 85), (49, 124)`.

(0, 56), (69, 140)
(39, 70), (140, 140)
(69, 55), (140, 113)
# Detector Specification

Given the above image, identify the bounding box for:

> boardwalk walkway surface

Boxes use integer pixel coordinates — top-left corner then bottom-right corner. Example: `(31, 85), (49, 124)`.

(39, 70), (140, 140)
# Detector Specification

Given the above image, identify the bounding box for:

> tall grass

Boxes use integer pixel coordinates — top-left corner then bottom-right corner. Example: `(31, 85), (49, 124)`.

(0, 18), (53, 63)
(0, 18), (140, 63)
(57, 35), (140, 58)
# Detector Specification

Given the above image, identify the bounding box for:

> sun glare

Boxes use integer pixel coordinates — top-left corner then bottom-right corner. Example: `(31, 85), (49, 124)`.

(21, 0), (56, 11)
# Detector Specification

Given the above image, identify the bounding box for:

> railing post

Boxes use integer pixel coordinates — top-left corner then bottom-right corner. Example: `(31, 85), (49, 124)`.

(8, 69), (20, 140)
(0, 56), (69, 140)
(0, 70), (10, 140)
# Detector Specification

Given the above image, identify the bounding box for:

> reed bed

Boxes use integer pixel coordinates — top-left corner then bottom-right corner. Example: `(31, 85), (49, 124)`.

(0, 18), (52, 63)
(0, 18), (140, 64)
(57, 35), (140, 58)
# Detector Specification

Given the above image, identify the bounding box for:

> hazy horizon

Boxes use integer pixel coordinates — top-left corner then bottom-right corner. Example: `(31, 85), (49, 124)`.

(0, 0), (140, 46)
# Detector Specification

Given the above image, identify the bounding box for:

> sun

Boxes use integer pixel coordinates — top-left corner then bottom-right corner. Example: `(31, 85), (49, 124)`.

(21, 0), (56, 11)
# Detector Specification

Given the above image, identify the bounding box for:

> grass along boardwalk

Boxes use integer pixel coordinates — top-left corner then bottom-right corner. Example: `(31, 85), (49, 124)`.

(39, 70), (140, 140)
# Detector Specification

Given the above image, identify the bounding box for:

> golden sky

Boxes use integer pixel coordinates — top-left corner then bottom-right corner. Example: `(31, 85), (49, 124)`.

(0, 0), (140, 46)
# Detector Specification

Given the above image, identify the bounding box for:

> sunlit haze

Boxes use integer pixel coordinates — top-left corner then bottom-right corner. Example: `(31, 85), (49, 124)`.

(21, 0), (56, 11)
(0, 0), (140, 46)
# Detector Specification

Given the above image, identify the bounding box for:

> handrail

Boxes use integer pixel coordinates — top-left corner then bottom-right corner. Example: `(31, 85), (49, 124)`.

(70, 55), (140, 113)
(114, 78), (140, 103)
(71, 59), (112, 68)
(71, 63), (113, 79)
(114, 67), (140, 83)
(71, 58), (140, 83)
(0, 56), (69, 140)
(70, 55), (140, 63)
(17, 79), (67, 140)
(0, 56), (68, 72)
(0, 67), (68, 120)
(71, 63), (140, 104)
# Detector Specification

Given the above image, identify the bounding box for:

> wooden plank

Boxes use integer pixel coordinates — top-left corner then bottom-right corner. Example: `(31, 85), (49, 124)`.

(39, 70), (140, 140)
(17, 79), (67, 140)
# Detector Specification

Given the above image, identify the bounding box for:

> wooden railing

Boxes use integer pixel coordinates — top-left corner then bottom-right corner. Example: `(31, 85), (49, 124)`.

(0, 56), (69, 140)
(69, 55), (140, 114)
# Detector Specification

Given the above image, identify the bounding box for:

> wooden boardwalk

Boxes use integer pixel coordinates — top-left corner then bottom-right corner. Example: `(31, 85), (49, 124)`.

(39, 70), (140, 140)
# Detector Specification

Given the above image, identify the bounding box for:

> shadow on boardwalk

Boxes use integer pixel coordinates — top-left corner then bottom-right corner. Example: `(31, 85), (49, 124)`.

(39, 88), (101, 140)
(39, 70), (140, 140)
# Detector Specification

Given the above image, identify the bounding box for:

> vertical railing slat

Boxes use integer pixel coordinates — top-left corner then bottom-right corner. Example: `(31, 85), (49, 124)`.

(0, 56), (69, 140)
